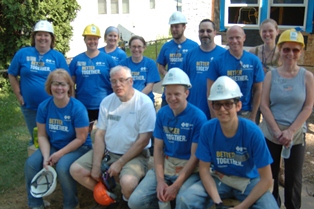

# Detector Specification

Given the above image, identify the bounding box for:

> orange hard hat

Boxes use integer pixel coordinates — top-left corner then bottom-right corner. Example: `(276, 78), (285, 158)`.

(93, 182), (117, 206)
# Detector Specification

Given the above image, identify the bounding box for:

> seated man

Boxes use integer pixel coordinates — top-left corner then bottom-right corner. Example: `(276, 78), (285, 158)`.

(178, 76), (278, 209)
(128, 68), (207, 209)
(70, 65), (156, 208)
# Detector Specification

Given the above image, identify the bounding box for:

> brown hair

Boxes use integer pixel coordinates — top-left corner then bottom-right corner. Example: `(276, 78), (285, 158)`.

(45, 69), (74, 96)
(128, 35), (146, 47)
(260, 18), (278, 31)
(31, 31), (55, 49)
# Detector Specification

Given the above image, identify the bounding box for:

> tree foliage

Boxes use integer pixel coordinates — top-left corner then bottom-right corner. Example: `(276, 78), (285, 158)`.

(0, 0), (80, 69)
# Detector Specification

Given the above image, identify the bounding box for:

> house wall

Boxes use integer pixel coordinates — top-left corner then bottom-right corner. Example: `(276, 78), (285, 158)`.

(67, 0), (178, 58)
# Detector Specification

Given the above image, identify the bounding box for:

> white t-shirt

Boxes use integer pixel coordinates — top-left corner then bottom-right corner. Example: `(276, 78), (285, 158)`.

(97, 89), (156, 154)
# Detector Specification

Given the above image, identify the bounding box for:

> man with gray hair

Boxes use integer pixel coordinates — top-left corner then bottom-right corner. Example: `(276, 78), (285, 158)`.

(70, 66), (156, 208)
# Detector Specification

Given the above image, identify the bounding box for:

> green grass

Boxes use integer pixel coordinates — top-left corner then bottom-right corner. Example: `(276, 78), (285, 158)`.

(0, 88), (29, 193)
(125, 38), (169, 60)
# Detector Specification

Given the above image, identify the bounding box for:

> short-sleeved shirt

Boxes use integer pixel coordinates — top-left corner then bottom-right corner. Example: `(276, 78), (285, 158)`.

(98, 47), (127, 65)
(207, 50), (264, 111)
(119, 57), (160, 103)
(183, 45), (226, 119)
(157, 39), (198, 70)
(154, 103), (207, 160)
(97, 90), (156, 154)
(37, 97), (92, 149)
(69, 52), (116, 110)
(8, 47), (70, 110)
(196, 117), (273, 178)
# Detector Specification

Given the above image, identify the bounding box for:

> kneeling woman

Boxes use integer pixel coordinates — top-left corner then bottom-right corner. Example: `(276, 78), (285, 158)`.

(25, 69), (92, 209)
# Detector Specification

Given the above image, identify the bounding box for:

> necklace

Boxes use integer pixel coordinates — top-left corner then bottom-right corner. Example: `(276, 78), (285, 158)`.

(262, 45), (276, 70)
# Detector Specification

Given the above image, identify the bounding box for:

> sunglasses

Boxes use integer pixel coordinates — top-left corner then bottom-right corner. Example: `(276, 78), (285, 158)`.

(282, 48), (301, 54)
(212, 101), (235, 111)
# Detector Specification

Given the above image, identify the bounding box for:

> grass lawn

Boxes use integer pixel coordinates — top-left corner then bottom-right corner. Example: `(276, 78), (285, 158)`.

(0, 89), (29, 194)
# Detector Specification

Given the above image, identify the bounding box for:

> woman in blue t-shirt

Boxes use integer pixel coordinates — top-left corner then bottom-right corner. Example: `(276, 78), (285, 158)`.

(8, 20), (70, 145)
(24, 69), (92, 209)
(98, 26), (127, 65)
(119, 35), (160, 103)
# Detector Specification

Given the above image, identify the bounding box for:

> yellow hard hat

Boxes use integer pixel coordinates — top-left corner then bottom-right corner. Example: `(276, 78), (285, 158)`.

(277, 29), (304, 48)
(82, 24), (101, 38)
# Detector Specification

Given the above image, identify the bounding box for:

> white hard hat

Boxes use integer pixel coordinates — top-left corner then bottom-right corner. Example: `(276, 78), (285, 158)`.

(162, 67), (192, 88)
(169, 11), (187, 25)
(208, 76), (242, 101)
(34, 20), (54, 34)
(30, 166), (57, 198)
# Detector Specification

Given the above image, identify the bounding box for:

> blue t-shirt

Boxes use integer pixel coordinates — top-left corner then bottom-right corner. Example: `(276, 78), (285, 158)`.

(154, 103), (207, 160)
(207, 50), (264, 111)
(157, 39), (198, 70)
(183, 45), (226, 119)
(37, 97), (92, 150)
(70, 52), (116, 110)
(119, 57), (160, 103)
(98, 47), (127, 65)
(8, 47), (70, 110)
(196, 118), (273, 179)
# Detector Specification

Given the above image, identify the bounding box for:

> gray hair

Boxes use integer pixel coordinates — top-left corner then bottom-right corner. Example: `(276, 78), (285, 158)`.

(110, 65), (132, 78)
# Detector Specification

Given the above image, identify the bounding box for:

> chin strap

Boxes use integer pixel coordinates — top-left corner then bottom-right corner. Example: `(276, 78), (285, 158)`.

(31, 171), (53, 196)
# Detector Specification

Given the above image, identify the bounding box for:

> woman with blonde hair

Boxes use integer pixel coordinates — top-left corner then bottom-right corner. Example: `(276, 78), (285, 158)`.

(260, 29), (314, 209)
(25, 69), (92, 209)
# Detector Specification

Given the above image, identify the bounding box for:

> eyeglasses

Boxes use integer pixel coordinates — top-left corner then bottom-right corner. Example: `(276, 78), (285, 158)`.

(212, 101), (235, 110)
(131, 45), (144, 49)
(282, 48), (301, 54)
(51, 81), (68, 87)
(110, 77), (131, 86)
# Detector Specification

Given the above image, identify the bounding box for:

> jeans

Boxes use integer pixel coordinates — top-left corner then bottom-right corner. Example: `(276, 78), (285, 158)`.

(266, 138), (305, 209)
(128, 169), (200, 209)
(177, 176), (278, 209)
(21, 106), (37, 145)
(25, 145), (91, 209)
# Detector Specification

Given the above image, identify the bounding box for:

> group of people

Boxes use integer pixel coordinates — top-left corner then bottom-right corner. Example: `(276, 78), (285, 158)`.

(7, 10), (313, 209)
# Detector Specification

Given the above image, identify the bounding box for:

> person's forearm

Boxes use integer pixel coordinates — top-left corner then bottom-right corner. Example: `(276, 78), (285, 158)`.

(154, 144), (165, 183)
(158, 64), (167, 77)
(251, 85), (262, 120)
(118, 133), (151, 166)
(93, 132), (106, 168)
(199, 167), (221, 204)
(172, 156), (198, 188)
(142, 83), (154, 95)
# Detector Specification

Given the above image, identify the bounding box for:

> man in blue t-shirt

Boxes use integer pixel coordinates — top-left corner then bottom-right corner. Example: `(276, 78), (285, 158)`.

(178, 76), (278, 209)
(207, 25), (264, 123)
(128, 68), (207, 209)
(157, 11), (198, 106)
(183, 19), (226, 119)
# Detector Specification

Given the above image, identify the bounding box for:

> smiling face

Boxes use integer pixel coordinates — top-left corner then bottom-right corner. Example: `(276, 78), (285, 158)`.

(35, 31), (52, 51)
(260, 22), (279, 45)
(165, 85), (189, 115)
(279, 42), (303, 65)
(84, 35), (100, 51)
(199, 21), (216, 46)
(227, 26), (246, 54)
(50, 75), (70, 101)
(110, 68), (134, 101)
(130, 39), (145, 59)
(105, 31), (119, 47)
(212, 99), (241, 124)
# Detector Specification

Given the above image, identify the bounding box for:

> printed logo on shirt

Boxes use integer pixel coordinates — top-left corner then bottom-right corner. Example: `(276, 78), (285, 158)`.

(26, 56), (36, 62)
(81, 65), (101, 75)
(95, 62), (107, 66)
(77, 61), (86, 66)
(181, 122), (193, 130)
(48, 118), (69, 132)
(132, 71), (145, 81)
(196, 61), (210, 73)
(140, 67), (147, 72)
(216, 151), (243, 167)
(108, 114), (121, 121)
(45, 59), (55, 64)
(64, 115), (71, 121)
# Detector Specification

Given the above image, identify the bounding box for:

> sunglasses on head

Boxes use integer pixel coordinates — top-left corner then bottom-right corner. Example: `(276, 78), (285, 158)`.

(282, 48), (301, 54)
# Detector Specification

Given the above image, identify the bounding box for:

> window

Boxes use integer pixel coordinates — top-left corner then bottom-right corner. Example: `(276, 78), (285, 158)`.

(150, 0), (155, 9)
(224, 0), (260, 28)
(111, 0), (119, 14)
(220, 0), (313, 32)
(270, 0), (307, 27)
(98, 0), (107, 14)
(122, 0), (129, 14)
